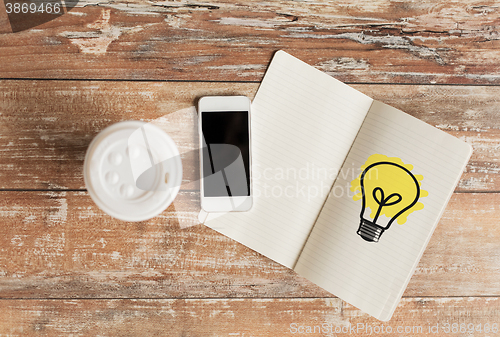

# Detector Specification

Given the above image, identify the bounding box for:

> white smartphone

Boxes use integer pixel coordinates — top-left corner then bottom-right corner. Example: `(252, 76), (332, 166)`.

(198, 96), (252, 212)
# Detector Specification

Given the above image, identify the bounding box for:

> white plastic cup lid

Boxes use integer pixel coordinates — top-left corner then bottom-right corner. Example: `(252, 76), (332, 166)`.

(83, 121), (183, 222)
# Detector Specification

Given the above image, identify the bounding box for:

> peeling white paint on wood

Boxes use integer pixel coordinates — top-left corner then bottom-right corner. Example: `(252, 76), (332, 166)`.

(317, 57), (370, 71)
(2, 1), (500, 82)
(45, 192), (68, 225)
(60, 9), (145, 55)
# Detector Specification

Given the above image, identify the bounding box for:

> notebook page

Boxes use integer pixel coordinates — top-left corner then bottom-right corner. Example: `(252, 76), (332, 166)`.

(294, 101), (472, 320)
(203, 51), (374, 268)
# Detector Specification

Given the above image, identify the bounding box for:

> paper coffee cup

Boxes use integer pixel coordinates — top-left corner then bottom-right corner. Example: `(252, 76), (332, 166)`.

(83, 121), (182, 221)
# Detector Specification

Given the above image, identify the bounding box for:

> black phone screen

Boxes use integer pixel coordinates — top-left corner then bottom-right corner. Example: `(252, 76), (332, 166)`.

(201, 111), (250, 197)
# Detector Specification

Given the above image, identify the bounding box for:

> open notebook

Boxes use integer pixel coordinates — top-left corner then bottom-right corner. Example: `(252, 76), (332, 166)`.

(203, 50), (472, 321)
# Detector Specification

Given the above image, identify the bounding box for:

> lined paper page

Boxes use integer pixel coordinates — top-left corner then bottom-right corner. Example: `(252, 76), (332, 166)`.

(204, 51), (374, 268)
(294, 101), (472, 320)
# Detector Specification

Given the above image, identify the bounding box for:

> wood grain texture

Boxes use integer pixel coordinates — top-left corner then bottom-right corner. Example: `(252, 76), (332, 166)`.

(0, 297), (498, 336)
(1, 1), (500, 83)
(0, 80), (255, 190)
(0, 80), (498, 191)
(1, 0), (498, 328)
(0, 191), (498, 299)
(0, 0), (11, 34)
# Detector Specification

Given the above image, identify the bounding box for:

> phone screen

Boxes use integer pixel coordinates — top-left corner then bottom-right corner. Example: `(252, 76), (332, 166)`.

(202, 111), (250, 197)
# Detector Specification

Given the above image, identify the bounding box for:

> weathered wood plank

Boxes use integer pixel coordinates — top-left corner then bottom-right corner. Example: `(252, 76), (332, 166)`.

(0, 190), (324, 299)
(0, 80), (497, 191)
(0, 297), (498, 336)
(1, 1), (500, 83)
(0, 80), (256, 190)
(0, 191), (498, 298)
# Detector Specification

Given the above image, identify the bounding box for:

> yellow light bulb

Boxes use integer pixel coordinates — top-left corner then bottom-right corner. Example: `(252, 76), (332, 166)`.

(350, 154), (428, 242)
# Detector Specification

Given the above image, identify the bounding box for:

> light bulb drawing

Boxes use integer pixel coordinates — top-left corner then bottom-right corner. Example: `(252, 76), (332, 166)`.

(350, 154), (428, 243)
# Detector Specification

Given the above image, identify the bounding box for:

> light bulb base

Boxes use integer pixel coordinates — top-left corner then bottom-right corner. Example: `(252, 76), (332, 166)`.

(357, 219), (385, 242)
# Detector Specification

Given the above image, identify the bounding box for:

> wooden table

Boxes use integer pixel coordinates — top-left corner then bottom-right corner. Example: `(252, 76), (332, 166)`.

(0, 1), (499, 335)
